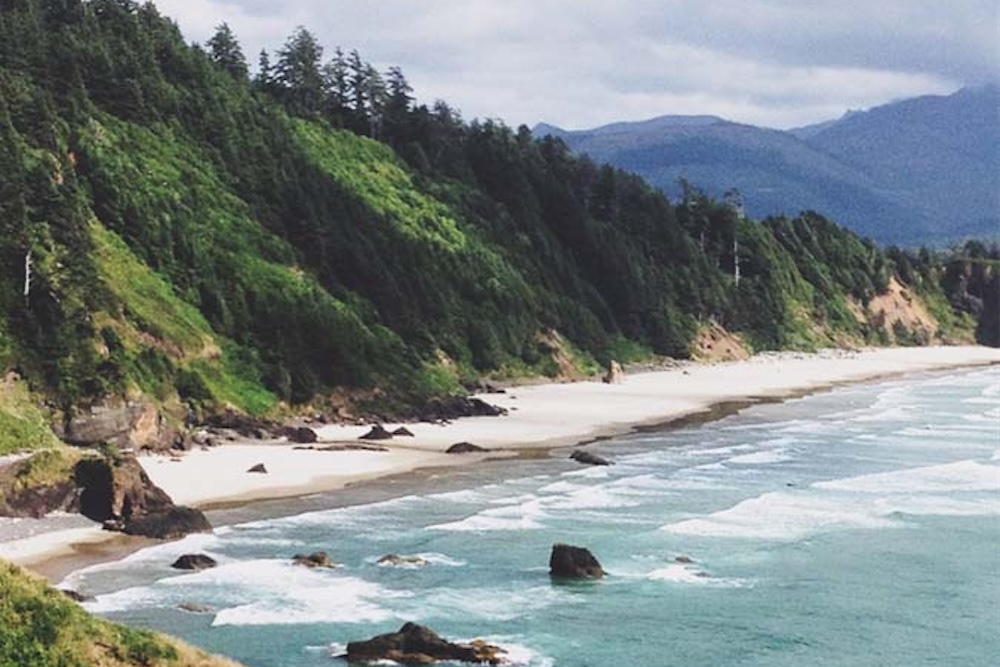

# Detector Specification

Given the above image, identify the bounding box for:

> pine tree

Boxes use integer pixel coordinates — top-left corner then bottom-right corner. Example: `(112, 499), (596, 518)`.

(207, 22), (247, 79)
(276, 26), (324, 115)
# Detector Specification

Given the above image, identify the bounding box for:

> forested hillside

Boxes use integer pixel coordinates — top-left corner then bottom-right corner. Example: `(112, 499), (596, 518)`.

(0, 0), (994, 431)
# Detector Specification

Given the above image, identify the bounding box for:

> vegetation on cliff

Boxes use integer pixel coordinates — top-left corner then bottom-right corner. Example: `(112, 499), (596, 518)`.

(0, 560), (242, 667)
(0, 0), (994, 430)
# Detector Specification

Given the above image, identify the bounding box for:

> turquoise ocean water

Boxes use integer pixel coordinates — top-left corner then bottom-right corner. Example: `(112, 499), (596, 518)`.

(63, 367), (1000, 666)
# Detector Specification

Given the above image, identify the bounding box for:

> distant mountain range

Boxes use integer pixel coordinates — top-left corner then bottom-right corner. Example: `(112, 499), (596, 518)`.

(534, 85), (999, 246)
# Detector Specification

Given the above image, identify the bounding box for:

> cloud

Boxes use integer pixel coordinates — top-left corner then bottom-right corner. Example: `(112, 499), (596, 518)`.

(149, 0), (997, 129)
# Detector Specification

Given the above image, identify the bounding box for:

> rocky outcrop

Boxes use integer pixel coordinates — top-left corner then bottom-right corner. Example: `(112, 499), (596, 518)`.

(345, 622), (507, 665)
(446, 442), (488, 454)
(60, 400), (177, 451)
(73, 453), (211, 539)
(178, 602), (213, 614)
(549, 543), (605, 579)
(121, 506), (212, 539)
(418, 396), (507, 422)
(60, 589), (95, 603)
(569, 450), (613, 466)
(171, 554), (218, 570)
(292, 551), (337, 568)
(247, 463), (267, 474)
(359, 424), (394, 440)
(203, 410), (278, 440)
(391, 426), (415, 437)
(602, 360), (624, 384)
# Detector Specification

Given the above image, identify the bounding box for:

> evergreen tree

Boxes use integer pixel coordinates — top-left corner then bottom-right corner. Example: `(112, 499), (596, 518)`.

(207, 22), (247, 79)
(275, 26), (324, 115)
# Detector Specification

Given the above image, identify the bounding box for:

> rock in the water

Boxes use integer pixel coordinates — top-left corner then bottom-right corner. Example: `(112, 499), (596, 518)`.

(359, 424), (394, 440)
(280, 426), (318, 444)
(569, 450), (612, 466)
(247, 463), (267, 474)
(602, 360), (624, 384)
(171, 554), (218, 570)
(345, 622), (507, 665)
(674, 555), (694, 564)
(446, 442), (488, 454)
(391, 426), (415, 437)
(60, 589), (95, 603)
(178, 602), (213, 614)
(549, 543), (605, 579)
(377, 554), (430, 568)
(292, 550), (337, 568)
(123, 506), (212, 540)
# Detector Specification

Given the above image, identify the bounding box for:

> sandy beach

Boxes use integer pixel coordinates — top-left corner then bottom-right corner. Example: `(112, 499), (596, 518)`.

(2, 345), (997, 573)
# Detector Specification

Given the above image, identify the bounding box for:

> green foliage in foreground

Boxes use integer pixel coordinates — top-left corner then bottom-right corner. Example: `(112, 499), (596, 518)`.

(0, 561), (242, 667)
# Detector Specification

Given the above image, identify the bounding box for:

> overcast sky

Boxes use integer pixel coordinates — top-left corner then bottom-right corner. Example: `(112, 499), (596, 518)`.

(152, 0), (998, 130)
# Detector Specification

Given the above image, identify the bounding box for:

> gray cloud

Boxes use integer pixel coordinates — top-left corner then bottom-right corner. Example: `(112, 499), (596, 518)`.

(152, 0), (997, 129)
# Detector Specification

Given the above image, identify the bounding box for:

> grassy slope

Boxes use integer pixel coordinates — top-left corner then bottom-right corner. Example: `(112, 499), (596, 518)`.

(0, 377), (61, 455)
(0, 561), (242, 667)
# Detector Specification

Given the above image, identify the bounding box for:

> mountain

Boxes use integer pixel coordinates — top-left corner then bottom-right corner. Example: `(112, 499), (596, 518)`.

(535, 86), (999, 245)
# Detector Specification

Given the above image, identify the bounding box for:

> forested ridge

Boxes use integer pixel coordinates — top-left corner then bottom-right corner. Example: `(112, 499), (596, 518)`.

(0, 0), (996, 427)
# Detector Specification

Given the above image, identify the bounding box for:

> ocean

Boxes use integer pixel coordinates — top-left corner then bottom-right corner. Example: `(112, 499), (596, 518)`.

(62, 366), (1000, 667)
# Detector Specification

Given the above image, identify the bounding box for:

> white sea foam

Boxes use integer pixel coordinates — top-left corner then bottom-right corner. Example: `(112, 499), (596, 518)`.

(538, 480), (587, 494)
(427, 501), (546, 532)
(203, 561), (405, 626)
(661, 491), (901, 541)
(725, 449), (793, 465)
(813, 460), (1000, 494)
(404, 586), (579, 623)
(647, 563), (750, 588)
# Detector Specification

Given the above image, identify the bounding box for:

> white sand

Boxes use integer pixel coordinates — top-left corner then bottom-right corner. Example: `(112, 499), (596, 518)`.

(0, 525), (117, 565)
(2, 345), (997, 568)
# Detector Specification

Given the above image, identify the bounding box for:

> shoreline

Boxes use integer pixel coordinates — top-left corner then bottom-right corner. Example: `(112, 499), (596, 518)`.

(2, 345), (998, 580)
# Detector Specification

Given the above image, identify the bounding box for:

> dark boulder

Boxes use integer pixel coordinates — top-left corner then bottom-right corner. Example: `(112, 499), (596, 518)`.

(549, 543), (605, 579)
(247, 463), (267, 474)
(569, 450), (613, 466)
(391, 426), (415, 437)
(171, 554), (218, 570)
(418, 396), (508, 422)
(203, 410), (277, 439)
(178, 602), (213, 614)
(345, 622), (507, 665)
(446, 442), (488, 454)
(123, 506), (212, 540)
(359, 424), (394, 441)
(292, 550), (337, 568)
(280, 426), (318, 444)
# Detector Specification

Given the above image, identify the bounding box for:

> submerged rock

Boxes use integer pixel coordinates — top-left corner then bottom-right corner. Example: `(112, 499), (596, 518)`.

(549, 543), (605, 579)
(171, 554), (218, 571)
(345, 622), (507, 665)
(292, 550), (338, 568)
(569, 450), (612, 466)
(377, 554), (430, 568)
(178, 602), (213, 614)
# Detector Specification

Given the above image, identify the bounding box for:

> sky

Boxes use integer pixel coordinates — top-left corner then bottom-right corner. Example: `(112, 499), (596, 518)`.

(152, 0), (998, 130)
